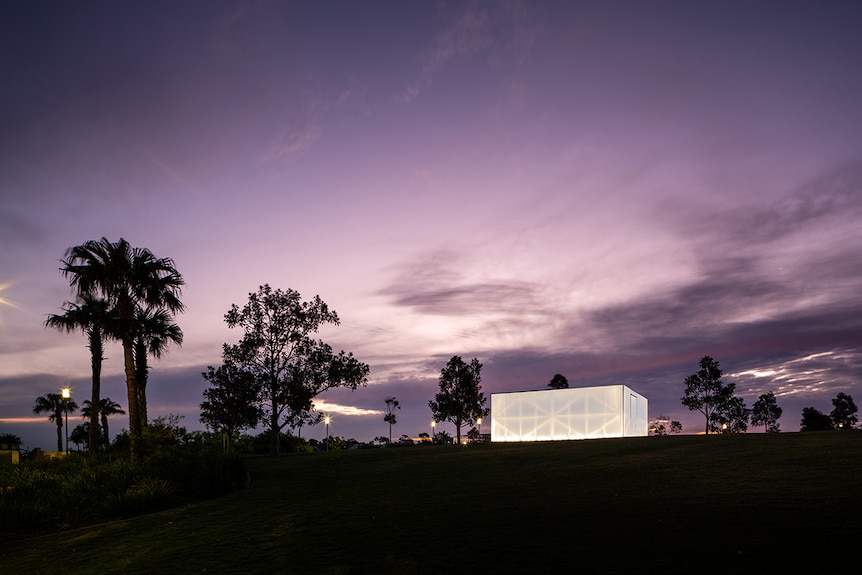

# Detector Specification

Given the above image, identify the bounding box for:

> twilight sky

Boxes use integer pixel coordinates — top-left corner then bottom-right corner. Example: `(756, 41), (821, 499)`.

(2, 1), (861, 450)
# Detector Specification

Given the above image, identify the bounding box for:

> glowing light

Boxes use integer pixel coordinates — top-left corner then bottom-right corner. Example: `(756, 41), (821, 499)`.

(491, 386), (649, 442)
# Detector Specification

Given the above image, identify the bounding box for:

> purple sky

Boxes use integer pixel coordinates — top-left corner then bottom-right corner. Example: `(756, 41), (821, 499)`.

(2, 1), (861, 450)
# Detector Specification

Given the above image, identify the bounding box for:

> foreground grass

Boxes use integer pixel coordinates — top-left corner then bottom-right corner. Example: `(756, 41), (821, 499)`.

(2, 432), (860, 574)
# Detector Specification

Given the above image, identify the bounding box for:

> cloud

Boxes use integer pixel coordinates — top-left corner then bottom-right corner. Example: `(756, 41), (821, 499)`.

(259, 101), (322, 164)
(314, 399), (383, 417)
(399, 1), (537, 103)
(378, 249), (539, 315)
(133, 144), (198, 196)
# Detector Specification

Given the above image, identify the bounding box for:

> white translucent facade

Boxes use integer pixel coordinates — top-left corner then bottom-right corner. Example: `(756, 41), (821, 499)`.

(491, 385), (648, 442)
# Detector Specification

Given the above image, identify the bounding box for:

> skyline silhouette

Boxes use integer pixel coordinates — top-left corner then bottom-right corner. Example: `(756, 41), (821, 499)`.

(2, 1), (861, 450)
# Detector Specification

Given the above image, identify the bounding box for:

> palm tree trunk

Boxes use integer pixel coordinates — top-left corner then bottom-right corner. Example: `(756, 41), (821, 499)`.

(134, 339), (149, 429)
(123, 337), (142, 463)
(56, 416), (63, 452)
(89, 329), (103, 454)
(102, 414), (110, 446)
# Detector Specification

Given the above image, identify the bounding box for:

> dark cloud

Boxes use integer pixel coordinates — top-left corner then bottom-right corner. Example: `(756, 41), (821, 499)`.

(379, 249), (544, 316)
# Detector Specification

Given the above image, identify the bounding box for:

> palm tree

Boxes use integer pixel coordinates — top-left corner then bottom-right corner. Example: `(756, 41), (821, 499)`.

(81, 398), (125, 449)
(33, 393), (78, 452)
(0, 433), (22, 450)
(133, 306), (183, 428)
(45, 294), (114, 454)
(61, 237), (184, 462)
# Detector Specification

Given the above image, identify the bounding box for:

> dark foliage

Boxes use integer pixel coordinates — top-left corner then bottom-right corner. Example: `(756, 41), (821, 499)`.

(0, 423), (247, 535)
(800, 407), (834, 431)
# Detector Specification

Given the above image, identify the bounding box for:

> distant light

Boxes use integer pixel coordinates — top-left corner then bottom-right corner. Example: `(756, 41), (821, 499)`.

(61, 387), (71, 399)
(324, 415), (331, 425)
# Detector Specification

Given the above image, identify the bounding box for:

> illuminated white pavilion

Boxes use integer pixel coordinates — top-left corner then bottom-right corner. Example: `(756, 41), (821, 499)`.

(490, 385), (648, 442)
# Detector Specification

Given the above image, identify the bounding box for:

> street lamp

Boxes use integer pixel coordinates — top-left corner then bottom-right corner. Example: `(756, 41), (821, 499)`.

(61, 387), (71, 455)
(431, 420), (436, 444)
(476, 417), (482, 438)
(324, 415), (330, 451)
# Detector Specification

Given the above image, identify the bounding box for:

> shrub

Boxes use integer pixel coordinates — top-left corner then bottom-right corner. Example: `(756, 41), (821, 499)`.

(0, 436), (248, 534)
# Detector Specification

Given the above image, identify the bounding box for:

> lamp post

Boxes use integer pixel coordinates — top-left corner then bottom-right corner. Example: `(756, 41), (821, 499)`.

(61, 387), (71, 455)
(431, 420), (436, 444)
(324, 415), (330, 451)
(477, 417), (482, 438)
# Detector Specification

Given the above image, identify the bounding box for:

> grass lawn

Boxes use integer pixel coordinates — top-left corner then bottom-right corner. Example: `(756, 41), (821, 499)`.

(2, 432), (860, 574)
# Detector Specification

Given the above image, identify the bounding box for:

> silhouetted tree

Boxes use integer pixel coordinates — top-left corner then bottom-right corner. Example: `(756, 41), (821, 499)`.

(60, 237), (185, 463)
(429, 356), (489, 444)
(548, 373), (569, 389)
(46, 294), (115, 454)
(33, 393), (78, 452)
(133, 306), (183, 428)
(384, 396), (400, 442)
(710, 395), (749, 433)
(200, 361), (263, 450)
(800, 407), (834, 431)
(650, 415), (682, 436)
(751, 392), (782, 433)
(81, 398), (125, 449)
(288, 409), (323, 439)
(223, 285), (369, 456)
(0, 434), (22, 450)
(70, 423), (89, 451)
(433, 430), (452, 445)
(681, 356), (737, 434)
(830, 393), (858, 429)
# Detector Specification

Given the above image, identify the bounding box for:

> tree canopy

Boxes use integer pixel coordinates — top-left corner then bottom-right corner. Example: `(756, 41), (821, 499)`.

(59, 237), (184, 462)
(751, 392), (782, 433)
(830, 393), (858, 429)
(45, 294), (114, 453)
(680, 356), (739, 434)
(710, 395), (749, 434)
(650, 415), (682, 436)
(800, 407), (834, 431)
(429, 356), (489, 444)
(33, 393), (78, 452)
(200, 361), (264, 449)
(81, 398), (125, 450)
(384, 397), (399, 443)
(548, 373), (569, 389)
(222, 284), (369, 456)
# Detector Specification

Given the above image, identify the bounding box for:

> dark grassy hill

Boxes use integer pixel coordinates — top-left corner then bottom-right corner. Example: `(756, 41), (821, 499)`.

(2, 432), (859, 574)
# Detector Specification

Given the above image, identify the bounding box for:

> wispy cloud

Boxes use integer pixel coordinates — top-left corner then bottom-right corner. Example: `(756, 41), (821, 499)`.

(314, 399), (383, 417)
(134, 144), (198, 196)
(399, 1), (537, 103)
(260, 101), (322, 164)
(378, 248), (546, 316)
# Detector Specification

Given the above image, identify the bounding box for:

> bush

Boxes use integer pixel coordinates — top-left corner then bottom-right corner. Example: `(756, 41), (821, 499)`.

(247, 430), (313, 454)
(0, 422), (248, 534)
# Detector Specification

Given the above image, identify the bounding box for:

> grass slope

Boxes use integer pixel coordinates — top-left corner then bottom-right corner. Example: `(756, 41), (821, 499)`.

(2, 432), (860, 574)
